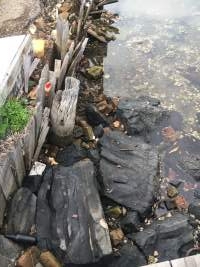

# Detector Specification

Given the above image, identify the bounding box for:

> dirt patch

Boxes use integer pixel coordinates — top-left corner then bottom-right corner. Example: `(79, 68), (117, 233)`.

(0, 0), (41, 37)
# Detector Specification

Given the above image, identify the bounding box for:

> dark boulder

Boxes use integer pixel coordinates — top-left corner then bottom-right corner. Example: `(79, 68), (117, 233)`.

(99, 131), (159, 218)
(117, 96), (168, 138)
(36, 160), (112, 265)
(120, 211), (141, 234)
(7, 187), (37, 234)
(188, 201), (200, 220)
(86, 104), (109, 127)
(179, 153), (200, 181)
(132, 213), (193, 261)
(0, 235), (22, 267)
(56, 143), (87, 167)
(108, 243), (146, 267)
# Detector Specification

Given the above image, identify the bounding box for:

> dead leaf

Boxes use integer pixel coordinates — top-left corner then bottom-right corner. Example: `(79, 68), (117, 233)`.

(28, 87), (37, 100)
(174, 195), (188, 210)
(113, 121), (121, 128)
(110, 228), (124, 246)
(161, 126), (178, 142)
(48, 157), (58, 166)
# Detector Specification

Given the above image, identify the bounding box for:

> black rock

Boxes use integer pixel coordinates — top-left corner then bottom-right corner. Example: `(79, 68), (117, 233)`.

(132, 213), (193, 261)
(164, 200), (176, 210)
(179, 153), (200, 181)
(117, 96), (168, 137)
(120, 211), (141, 234)
(188, 201), (200, 220)
(66, 243), (146, 267)
(99, 131), (159, 218)
(194, 189), (200, 199)
(86, 104), (109, 127)
(94, 124), (104, 138)
(0, 235), (22, 267)
(56, 144), (87, 167)
(23, 174), (43, 194)
(7, 188), (37, 235)
(108, 243), (146, 267)
(197, 112), (200, 125)
(36, 160), (112, 265)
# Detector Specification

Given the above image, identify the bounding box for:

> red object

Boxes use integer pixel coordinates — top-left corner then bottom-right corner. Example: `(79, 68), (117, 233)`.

(45, 82), (52, 96)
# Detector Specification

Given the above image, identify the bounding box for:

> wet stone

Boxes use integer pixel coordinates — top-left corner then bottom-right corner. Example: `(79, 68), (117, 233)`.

(108, 243), (146, 267)
(23, 175), (43, 195)
(56, 144), (87, 167)
(188, 201), (200, 220)
(179, 153), (200, 181)
(36, 160), (112, 265)
(120, 211), (141, 234)
(117, 96), (168, 138)
(86, 104), (109, 127)
(0, 235), (22, 267)
(132, 213), (193, 261)
(7, 187), (37, 235)
(194, 189), (200, 199)
(99, 130), (159, 218)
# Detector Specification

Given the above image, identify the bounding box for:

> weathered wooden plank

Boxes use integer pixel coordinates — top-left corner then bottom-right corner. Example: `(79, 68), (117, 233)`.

(0, 155), (17, 199)
(9, 141), (26, 187)
(36, 64), (49, 106)
(0, 35), (32, 106)
(171, 255), (200, 267)
(33, 108), (50, 162)
(54, 59), (62, 79)
(34, 102), (43, 141)
(47, 71), (56, 108)
(0, 185), (6, 227)
(68, 38), (88, 76)
(23, 116), (36, 171)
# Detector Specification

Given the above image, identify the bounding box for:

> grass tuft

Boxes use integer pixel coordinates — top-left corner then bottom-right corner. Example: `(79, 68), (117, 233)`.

(0, 98), (30, 139)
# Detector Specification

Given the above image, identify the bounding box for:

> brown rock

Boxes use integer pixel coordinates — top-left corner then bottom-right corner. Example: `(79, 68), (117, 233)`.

(40, 251), (62, 267)
(110, 228), (124, 246)
(16, 246), (40, 267)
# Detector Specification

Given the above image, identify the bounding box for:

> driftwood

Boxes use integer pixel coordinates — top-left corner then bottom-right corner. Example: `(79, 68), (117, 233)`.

(87, 28), (107, 43)
(97, 0), (118, 7)
(68, 38), (88, 76)
(51, 77), (80, 138)
(33, 108), (50, 162)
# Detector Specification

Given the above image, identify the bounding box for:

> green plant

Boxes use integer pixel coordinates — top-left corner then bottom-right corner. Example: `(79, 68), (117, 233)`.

(0, 98), (30, 139)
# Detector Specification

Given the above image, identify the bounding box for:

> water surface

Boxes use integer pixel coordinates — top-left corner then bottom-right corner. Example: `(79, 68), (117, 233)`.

(103, 0), (200, 205)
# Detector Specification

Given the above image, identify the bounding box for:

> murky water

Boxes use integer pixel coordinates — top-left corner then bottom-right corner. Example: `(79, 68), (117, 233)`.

(103, 0), (200, 205)
(104, 0), (200, 134)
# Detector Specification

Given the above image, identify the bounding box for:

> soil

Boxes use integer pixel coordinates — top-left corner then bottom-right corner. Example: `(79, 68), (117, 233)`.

(0, 0), (41, 37)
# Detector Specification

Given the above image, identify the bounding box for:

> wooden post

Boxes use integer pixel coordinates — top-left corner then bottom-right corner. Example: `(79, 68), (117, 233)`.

(51, 77), (80, 143)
